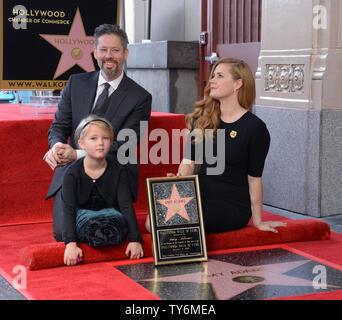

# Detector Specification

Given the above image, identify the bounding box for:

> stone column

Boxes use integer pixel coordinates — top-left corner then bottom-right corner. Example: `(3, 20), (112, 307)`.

(255, 0), (342, 217)
(126, 40), (199, 114)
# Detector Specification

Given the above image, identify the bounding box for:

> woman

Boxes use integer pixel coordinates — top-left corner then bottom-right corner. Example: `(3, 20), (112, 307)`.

(147, 57), (286, 234)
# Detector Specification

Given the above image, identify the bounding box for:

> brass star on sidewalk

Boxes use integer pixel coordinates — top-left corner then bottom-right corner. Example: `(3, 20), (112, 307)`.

(157, 184), (193, 223)
(40, 8), (95, 79)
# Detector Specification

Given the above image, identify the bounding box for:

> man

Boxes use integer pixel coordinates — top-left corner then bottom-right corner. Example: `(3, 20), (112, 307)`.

(44, 24), (152, 242)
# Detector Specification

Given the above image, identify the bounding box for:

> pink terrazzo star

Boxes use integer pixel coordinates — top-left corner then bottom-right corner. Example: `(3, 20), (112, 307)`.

(142, 259), (342, 300)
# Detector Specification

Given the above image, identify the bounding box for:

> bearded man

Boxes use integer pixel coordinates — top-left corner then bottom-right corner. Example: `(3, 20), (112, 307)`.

(44, 24), (152, 242)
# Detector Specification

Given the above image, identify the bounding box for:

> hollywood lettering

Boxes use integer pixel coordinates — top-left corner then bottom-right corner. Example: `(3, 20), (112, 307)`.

(12, 8), (66, 18)
(53, 38), (94, 45)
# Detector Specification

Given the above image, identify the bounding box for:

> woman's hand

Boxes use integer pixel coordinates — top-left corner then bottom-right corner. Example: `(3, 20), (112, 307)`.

(167, 173), (179, 177)
(125, 242), (144, 259)
(175, 159), (197, 176)
(64, 242), (83, 266)
(254, 221), (287, 233)
(248, 176), (287, 234)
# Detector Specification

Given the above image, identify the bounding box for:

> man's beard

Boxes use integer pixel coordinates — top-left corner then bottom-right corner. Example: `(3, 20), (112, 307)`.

(98, 59), (123, 80)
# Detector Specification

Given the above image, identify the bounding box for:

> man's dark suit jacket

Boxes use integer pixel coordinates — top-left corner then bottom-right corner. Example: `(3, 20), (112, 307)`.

(46, 71), (152, 201)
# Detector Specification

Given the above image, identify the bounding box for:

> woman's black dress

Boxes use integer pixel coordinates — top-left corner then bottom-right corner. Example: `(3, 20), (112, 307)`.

(185, 111), (270, 233)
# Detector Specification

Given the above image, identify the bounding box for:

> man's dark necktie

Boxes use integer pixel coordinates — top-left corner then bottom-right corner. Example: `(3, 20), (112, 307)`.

(92, 82), (110, 116)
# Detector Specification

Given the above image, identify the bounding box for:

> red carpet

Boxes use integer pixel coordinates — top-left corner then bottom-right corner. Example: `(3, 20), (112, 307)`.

(0, 220), (341, 300)
(19, 215), (330, 271)
(0, 105), (185, 226)
(0, 104), (340, 300)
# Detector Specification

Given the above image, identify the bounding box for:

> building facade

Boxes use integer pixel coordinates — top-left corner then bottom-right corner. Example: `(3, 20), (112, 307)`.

(125, 0), (342, 218)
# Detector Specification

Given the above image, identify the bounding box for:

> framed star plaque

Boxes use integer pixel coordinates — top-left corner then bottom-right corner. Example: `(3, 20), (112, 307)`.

(146, 175), (207, 266)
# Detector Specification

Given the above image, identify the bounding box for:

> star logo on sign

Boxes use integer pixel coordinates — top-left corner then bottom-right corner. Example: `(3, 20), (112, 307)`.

(40, 8), (96, 79)
(157, 184), (193, 223)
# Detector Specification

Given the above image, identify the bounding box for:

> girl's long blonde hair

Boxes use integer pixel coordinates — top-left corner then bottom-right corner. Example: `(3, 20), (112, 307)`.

(186, 57), (256, 139)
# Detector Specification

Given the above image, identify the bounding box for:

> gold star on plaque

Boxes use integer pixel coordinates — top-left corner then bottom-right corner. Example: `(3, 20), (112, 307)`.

(157, 184), (193, 223)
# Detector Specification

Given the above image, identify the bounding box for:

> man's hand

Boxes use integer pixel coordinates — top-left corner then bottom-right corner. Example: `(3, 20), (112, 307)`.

(54, 144), (77, 165)
(43, 145), (61, 170)
(43, 144), (77, 170)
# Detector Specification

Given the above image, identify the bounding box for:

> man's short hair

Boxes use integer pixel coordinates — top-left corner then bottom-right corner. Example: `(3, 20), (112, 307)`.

(94, 24), (129, 49)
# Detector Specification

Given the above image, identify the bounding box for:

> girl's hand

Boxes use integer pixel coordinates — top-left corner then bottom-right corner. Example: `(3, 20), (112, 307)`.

(254, 221), (287, 233)
(64, 242), (83, 266)
(125, 242), (144, 259)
